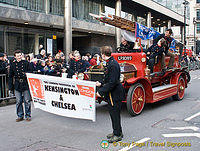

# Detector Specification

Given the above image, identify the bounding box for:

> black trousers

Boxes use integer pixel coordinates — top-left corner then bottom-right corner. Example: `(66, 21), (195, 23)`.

(107, 101), (122, 136)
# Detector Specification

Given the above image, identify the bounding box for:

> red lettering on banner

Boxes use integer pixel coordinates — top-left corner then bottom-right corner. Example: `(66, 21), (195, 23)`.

(77, 85), (95, 98)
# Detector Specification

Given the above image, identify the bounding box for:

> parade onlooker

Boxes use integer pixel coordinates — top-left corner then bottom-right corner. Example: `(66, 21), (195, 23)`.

(96, 46), (125, 143)
(0, 53), (7, 98)
(0, 53), (7, 74)
(89, 54), (98, 66)
(82, 56), (91, 71)
(86, 52), (92, 62)
(37, 49), (46, 60)
(8, 50), (32, 122)
(30, 58), (38, 72)
(39, 44), (43, 52)
(67, 51), (86, 78)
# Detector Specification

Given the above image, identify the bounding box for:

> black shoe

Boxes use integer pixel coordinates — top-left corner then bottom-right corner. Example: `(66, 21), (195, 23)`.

(108, 135), (122, 143)
(107, 133), (123, 139)
(16, 117), (24, 122)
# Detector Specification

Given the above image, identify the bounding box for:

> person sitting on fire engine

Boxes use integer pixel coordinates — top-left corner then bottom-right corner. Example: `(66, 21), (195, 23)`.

(118, 37), (134, 53)
(153, 29), (175, 70)
(67, 51), (86, 78)
(146, 38), (167, 73)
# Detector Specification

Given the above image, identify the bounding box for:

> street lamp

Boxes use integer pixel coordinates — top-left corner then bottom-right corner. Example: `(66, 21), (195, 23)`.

(193, 17), (197, 54)
(183, 0), (189, 54)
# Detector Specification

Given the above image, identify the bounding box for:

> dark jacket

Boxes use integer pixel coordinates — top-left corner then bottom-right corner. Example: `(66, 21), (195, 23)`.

(153, 34), (172, 54)
(146, 44), (165, 58)
(9, 59), (32, 92)
(67, 59), (86, 78)
(0, 60), (7, 74)
(98, 57), (125, 104)
(119, 41), (135, 53)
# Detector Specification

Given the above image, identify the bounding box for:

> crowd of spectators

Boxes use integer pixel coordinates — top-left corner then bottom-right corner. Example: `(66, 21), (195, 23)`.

(0, 49), (102, 79)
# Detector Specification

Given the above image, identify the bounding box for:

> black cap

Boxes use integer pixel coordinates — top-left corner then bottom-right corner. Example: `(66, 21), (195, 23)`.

(0, 53), (4, 57)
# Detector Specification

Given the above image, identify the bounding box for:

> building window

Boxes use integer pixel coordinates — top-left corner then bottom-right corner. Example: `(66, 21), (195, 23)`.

(48, 0), (64, 16)
(72, 0), (100, 23)
(19, 0), (45, 12)
(197, 9), (200, 20)
(0, 0), (18, 6)
(197, 23), (200, 34)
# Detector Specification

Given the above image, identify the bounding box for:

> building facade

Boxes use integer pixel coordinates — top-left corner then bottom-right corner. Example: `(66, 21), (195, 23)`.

(0, 0), (187, 57)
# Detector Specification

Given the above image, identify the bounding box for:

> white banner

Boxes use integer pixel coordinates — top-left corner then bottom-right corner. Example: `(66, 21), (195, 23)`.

(26, 73), (96, 121)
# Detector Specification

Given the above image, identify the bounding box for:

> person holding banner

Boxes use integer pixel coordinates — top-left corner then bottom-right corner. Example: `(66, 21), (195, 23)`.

(96, 46), (125, 143)
(9, 50), (32, 122)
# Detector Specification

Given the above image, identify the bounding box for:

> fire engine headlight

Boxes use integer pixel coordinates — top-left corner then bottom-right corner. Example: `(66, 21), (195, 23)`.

(120, 74), (125, 83)
(78, 73), (84, 80)
(141, 57), (146, 62)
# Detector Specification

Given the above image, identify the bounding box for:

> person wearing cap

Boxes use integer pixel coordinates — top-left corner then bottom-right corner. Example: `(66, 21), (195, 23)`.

(8, 50), (32, 122)
(96, 46), (125, 143)
(153, 29), (175, 70)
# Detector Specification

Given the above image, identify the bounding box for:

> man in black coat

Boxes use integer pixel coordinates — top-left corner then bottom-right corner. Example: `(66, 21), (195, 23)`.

(67, 52), (86, 78)
(146, 38), (166, 73)
(96, 46), (125, 143)
(118, 37), (135, 53)
(153, 29), (175, 70)
(9, 50), (32, 122)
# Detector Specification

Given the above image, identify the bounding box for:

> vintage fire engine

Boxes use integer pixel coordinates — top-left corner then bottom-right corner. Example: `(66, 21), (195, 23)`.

(86, 13), (190, 116)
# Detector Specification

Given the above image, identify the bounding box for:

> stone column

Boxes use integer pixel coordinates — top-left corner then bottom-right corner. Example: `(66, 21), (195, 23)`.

(45, 0), (48, 14)
(168, 20), (171, 29)
(115, 0), (121, 47)
(64, 0), (72, 60)
(34, 34), (39, 55)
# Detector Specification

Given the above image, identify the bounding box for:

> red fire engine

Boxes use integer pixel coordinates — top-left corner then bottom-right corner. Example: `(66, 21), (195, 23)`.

(86, 13), (190, 116)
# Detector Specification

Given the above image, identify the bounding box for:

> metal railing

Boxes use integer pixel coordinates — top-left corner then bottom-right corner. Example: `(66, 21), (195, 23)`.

(0, 74), (15, 102)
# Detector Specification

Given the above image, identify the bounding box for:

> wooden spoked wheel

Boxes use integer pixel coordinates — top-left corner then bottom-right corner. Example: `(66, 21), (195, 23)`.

(127, 83), (145, 116)
(173, 76), (185, 101)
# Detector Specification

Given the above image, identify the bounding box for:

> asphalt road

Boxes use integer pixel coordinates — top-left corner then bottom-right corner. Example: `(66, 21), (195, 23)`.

(0, 70), (200, 151)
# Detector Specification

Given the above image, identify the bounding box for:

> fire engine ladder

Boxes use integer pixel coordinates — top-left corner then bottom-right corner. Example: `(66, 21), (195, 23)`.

(89, 13), (135, 33)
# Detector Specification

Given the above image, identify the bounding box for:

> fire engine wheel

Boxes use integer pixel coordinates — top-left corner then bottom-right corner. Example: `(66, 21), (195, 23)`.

(127, 83), (145, 116)
(172, 76), (185, 101)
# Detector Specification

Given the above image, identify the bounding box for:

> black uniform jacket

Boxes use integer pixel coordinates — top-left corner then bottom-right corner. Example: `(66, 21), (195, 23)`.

(153, 34), (172, 54)
(67, 59), (86, 78)
(9, 59), (32, 92)
(119, 41), (135, 53)
(0, 60), (7, 74)
(146, 44), (165, 58)
(98, 57), (125, 104)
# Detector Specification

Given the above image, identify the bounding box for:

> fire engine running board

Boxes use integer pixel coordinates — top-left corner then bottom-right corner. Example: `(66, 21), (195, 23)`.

(152, 84), (177, 93)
